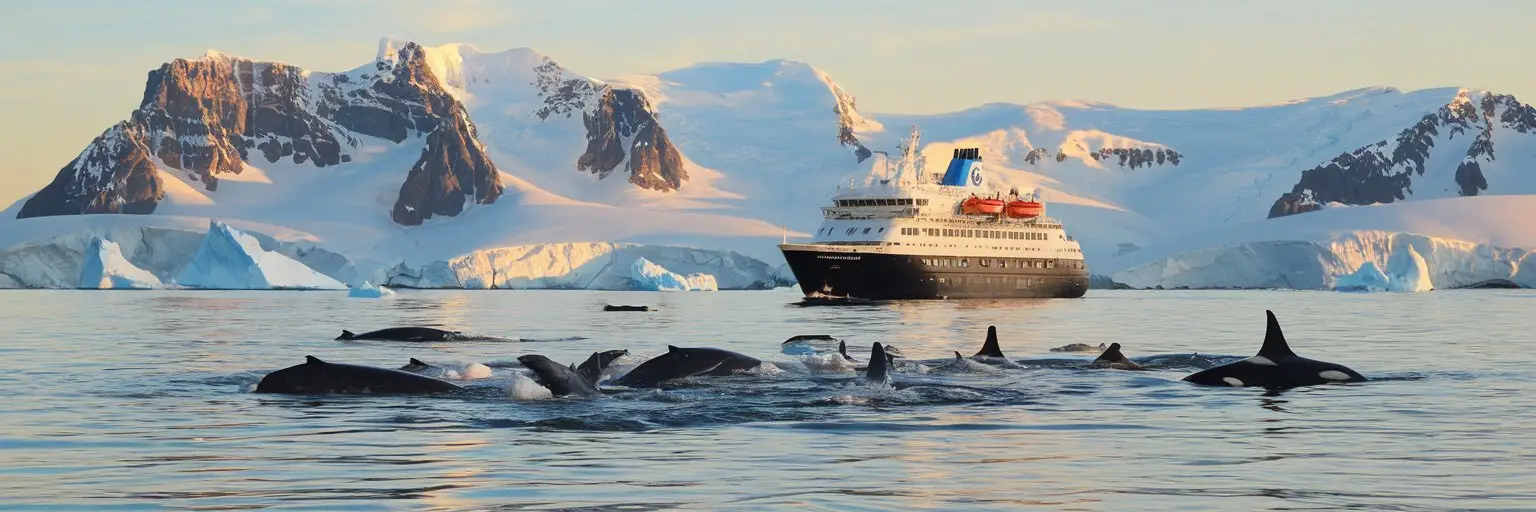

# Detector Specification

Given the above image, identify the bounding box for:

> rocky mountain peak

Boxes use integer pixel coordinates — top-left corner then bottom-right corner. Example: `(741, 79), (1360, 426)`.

(19, 39), (504, 225)
(1269, 90), (1536, 218)
(532, 57), (689, 192)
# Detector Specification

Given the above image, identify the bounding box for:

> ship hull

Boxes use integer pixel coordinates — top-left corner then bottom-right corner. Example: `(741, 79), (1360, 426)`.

(780, 246), (1088, 300)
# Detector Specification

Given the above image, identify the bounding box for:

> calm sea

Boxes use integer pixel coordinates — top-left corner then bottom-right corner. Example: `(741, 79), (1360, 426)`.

(1, 289), (1532, 511)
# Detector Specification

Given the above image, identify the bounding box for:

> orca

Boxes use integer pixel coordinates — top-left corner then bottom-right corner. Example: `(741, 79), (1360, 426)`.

(576, 349), (630, 384)
(865, 342), (893, 384)
(784, 334), (838, 344)
(336, 327), (460, 342)
(1183, 310), (1367, 389)
(1091, 343), (1145, 371)
(255, 356), (462, 395)
(517, 355), (602, 397)
(974, 326), (1005, 358)
(611, 345), (761, 387)
(603, 305), (651, 312)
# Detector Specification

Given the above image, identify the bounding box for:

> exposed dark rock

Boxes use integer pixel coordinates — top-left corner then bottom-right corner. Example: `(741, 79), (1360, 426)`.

(18, 122), (163, 218)
(828, 84), (872, 163)
(1088, 274), (1130, 290)
(1088, 147), (1182, 170)
(392, 113), (504, 226)
(1270, 91), (1536, 218)
(1023, 148), (1050, 165)
(21, 41), (503, 226)
(535, 66), (689, 192)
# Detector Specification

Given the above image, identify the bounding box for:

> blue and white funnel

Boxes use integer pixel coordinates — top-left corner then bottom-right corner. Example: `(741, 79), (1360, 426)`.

(940, 148), (986, 188)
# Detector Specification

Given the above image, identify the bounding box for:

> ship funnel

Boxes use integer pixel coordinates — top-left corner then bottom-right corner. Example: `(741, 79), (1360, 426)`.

(940, 147), (986, 187)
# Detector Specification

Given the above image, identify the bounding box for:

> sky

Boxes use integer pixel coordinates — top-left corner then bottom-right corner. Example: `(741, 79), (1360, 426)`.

(2, 0), (1534, 205)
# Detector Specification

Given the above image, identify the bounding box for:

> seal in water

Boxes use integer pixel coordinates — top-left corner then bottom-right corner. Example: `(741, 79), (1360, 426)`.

(1091, 343), (1145, 370)
(1183, 310), (1367, 389)
(611, 346), (761, 387)
(517, 355), (603, 397)
(603, 305), (651, 312)
(255, 356), (462, 395)
(865, 342), (893, 384)
(336, 327), (460, 342)
(576, 349), (630, 384)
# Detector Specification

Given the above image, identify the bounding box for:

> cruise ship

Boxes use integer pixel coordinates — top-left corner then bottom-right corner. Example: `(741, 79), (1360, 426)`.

(778, 127), (1089, 300)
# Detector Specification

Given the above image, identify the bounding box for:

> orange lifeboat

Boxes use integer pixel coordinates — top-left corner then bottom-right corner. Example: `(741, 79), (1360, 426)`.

(1005, 200), (1044, 218)
(962, 196), (1005, 215)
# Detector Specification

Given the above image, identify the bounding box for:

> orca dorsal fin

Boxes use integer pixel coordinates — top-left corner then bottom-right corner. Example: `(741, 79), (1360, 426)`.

(974, 326), (1005, 358)
(1258, 310), (1298, 359)
(305, 355), (325, 365)
(336, 329), (355, 340)
(409, 358), (427, 366)
(839, 340), (848, 357)
(953, 351), (962, 360)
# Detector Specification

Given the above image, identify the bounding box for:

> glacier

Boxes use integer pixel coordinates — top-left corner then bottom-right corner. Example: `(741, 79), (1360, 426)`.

(77, 238), (162, 289)
(1334, 246), (1433, 292)
(174, 220), (346, 290)
(630, 256), (719, 292)
(1106, 196), (1536, 291)
(380, 242), (768, 290)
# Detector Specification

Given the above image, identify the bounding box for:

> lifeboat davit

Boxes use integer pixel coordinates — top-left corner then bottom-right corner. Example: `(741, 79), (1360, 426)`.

(962, 196), (1006, 215)
(1005, 200), (1044, 218)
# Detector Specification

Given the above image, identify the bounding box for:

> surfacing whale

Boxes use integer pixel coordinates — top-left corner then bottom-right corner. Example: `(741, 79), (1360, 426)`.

(576, 349), (630, 384)
(255, 356), (462, 395)
(611, 346), (762, 387)
(1092, 343), (1146, 371)
(336, 327), (460, 342)
(865, 342), (892, 385)
(517, 355), (602, 397)
(1183, 310), (1367, 389)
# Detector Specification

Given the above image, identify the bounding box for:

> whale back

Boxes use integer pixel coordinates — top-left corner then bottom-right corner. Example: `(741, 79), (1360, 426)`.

(257, 356), (461, 394)
(974, 326), (1005, 358)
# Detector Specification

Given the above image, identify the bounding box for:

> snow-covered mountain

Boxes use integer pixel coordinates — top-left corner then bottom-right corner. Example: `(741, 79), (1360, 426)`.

(7, 37), (1536, 291)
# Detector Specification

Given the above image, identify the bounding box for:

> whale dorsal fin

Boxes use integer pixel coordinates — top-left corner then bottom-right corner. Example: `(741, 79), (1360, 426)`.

(1258, 310), (1297, 359)
(667, 345), (681, 354)
(974, 326), (1005, 358)
(865, 342), (890, 383)
(337, 330), (355, 340)
(1095, 343), (1128, 363)
(839, 341), (848, 357)
(305, 355), (325, 365)
(409, 358), (428, 366)
(953, 351), (963, 360)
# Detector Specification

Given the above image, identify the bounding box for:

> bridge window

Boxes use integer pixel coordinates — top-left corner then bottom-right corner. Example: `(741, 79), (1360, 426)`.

(846, 228), (856, 235)
(917, 199), (929, 206)
(960, 259), (969, 268)
(862, 228), (872, 234)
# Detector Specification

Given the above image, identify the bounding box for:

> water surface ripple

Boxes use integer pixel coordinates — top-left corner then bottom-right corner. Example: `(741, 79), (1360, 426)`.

(1, 289), (1533, 510)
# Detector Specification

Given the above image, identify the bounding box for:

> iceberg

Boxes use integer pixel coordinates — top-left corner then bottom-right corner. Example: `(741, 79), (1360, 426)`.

(175, 220), (346, 290)
(347, 281), (397, 298)
(1114, 231), (1517, 290)
(630, 256), (718, 291)
(381, 243), (769, 290)
(77, 238), (162, 289)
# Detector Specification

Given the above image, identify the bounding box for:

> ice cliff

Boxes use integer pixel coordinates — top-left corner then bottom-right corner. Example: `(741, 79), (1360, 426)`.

(1113, 231), (1531, 291)
(77, 238), (162, 289)
(380, 242), (773, 290)
(174, 221), (346, 290)
(630, 257), (718, 291)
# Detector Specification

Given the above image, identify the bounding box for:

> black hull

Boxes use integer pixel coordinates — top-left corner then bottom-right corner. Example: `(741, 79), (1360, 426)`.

(781, 248), (1088, 300)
